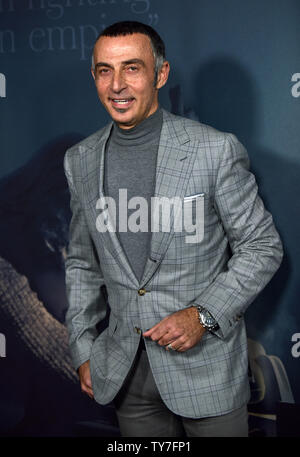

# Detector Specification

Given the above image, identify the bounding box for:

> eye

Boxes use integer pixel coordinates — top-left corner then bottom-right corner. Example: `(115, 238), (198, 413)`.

(97, 68), (110, 76)
(127, 66), (138, 72)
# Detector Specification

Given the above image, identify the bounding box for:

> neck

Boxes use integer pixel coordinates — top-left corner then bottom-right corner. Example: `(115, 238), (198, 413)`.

(110, 106), (163, 147)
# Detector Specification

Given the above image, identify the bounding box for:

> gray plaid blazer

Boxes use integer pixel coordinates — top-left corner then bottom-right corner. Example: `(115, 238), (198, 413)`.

(64, 109), (283, 418)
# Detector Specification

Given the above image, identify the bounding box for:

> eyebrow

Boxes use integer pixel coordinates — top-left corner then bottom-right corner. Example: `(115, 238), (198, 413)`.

(95, 58), (145, 69)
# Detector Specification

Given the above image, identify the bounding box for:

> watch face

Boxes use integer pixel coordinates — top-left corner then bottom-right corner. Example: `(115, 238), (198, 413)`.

(201, 310), (216, 328)
(205, 316), (215, 326)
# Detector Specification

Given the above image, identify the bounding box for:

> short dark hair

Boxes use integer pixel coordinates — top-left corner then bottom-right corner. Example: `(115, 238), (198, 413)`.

(93, 21), (166, 84)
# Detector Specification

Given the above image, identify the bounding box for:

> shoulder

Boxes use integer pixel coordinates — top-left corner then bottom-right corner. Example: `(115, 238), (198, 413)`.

(161, 110), (248, 173)
(65, 124), (111, 157)
(63, 123), (112, 178)
(162, 109), (238, 146)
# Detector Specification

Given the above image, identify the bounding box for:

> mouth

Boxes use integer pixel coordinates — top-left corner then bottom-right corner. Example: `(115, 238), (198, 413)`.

(110, 98), (135, 110)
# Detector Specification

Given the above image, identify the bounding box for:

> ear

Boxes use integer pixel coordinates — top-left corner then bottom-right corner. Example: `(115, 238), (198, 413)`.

(91, 67), (96, 81)
(156, 61), (170, 89)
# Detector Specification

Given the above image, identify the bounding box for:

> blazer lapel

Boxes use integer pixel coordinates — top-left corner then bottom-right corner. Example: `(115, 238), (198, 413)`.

(140, 110), (197, 286)
(81, 123), (139, 286)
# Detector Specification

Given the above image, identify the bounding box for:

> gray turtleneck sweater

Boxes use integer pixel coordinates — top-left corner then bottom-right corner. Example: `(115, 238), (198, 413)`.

(104, 107), (163, 282)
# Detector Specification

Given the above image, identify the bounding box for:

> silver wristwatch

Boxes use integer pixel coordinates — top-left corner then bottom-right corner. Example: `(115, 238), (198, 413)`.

(194, 305), (220, 332)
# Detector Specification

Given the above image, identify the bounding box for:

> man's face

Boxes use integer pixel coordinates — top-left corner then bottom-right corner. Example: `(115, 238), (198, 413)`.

(92, 33), (169, 129)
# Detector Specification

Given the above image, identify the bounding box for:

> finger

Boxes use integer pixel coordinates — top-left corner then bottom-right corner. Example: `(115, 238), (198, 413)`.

(81, 384), (94, 398)
(143, 315), (170, 337)
(80, 378), (93, 392)
(157, 332), (173, 346)
(79, 374), (93, 389)
(143, 321), (163, 337)
(151, 330), (168, 343)
(83, 377), (93, 389)
(158, 329), (182, 346)
(176, 339), (195, 352)
(145, 324), (169, 342)
(165, 336), (186, 352)
(165, 342), (180, 351)
(152, 321), (182, 343)
(165, 343), (174, 351)
(143, 327), (154, 337)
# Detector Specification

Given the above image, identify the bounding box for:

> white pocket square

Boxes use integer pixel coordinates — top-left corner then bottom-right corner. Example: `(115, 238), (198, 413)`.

(184, 193), (205, 202)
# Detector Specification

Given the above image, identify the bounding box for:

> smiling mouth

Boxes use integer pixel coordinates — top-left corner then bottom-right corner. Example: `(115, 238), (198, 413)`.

(110, 98), (135, 110)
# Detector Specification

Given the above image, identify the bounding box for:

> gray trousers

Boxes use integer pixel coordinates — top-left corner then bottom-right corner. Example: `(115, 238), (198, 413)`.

(113, 341), (249, 437)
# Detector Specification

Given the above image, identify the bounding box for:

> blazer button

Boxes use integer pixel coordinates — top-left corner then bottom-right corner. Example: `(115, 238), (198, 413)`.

(138, 288), (146, 296)
(134, 326), (141, 334)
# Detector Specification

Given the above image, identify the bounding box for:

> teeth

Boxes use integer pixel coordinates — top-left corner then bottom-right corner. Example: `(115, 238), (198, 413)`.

(113, 99), (131, 104)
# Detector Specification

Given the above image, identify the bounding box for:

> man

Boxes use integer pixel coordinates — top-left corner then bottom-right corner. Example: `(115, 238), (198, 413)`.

(63, 21), (283, 437)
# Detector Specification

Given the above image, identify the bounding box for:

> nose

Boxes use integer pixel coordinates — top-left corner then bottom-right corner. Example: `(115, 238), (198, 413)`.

(111, 70), (126, 93)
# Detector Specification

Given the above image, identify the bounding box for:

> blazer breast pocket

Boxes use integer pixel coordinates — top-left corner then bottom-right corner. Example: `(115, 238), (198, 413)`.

(174, 193), (205, 244)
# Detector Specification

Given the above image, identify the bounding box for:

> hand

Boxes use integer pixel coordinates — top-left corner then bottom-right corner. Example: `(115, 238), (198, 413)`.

(78, 360), (94, 399)
(143, 306), (206, 352)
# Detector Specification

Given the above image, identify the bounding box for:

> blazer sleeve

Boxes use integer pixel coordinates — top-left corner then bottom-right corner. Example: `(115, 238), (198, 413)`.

(63, 150), (107, 371)
(194, 133), (283, 340)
